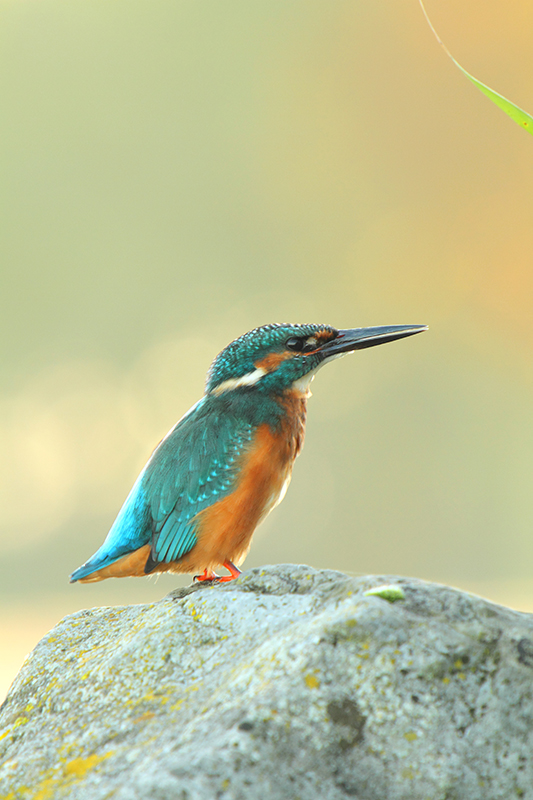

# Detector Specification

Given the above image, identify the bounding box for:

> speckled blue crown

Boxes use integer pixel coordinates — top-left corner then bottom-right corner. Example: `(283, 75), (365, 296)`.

(206, 323), (335, 391)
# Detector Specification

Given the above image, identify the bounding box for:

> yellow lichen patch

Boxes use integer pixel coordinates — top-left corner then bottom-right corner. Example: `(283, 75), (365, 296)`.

(132, 711), (156, 724)
(29, 771), (62, 797)
(129, 687), (171, 710)
(63, 753), (109, 778)
(404, 731), (418, 742)
(442, 677), (450, 684)
(304, 673), (320, 689)
(10, 752), (113, 800)
(142, 690), (169, 705)
(454, 659), (463, 669)
(13, 717), (28, 729)
(401, 767), (414, 780)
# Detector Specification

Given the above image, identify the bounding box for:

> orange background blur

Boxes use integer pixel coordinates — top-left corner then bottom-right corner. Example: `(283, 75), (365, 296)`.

(1, 0), (533, 700)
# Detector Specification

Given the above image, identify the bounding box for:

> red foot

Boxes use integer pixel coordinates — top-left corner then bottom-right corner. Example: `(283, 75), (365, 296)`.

(194, 562), (242, 584)
(216, 561), (242, 583)
(194, 568), (220, 582)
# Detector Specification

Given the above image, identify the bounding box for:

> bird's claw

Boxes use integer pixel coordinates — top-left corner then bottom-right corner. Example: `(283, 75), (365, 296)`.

(193, 561), (242, 583)
(193, 569), (220, 583)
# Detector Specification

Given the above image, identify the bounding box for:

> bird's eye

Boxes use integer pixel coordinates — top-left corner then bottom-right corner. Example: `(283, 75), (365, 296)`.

(285, 336), (317, 353)
(285, 337), (306, 352)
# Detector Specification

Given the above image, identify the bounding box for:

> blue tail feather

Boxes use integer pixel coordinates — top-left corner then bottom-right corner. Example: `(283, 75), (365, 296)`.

(69, 472), (150, 583)
(69, 551), (128, 583)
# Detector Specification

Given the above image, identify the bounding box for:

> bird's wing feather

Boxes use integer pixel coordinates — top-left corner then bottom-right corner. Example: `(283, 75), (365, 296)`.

(143, 406), (256, 564)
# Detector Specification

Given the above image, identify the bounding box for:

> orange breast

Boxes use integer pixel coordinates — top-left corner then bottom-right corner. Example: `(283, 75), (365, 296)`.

(175, 391), (308, 573)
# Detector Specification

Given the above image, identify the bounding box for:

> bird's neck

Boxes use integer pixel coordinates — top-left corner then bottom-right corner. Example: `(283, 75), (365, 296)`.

(276, 388), (308, 459)
(204, 384), (309, 434)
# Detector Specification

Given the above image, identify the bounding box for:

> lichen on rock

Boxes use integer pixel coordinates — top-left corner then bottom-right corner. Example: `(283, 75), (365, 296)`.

(1, 564), (533, 799)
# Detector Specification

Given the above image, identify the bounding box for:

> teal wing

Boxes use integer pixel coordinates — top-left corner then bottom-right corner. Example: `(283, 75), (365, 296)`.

(143, 403), (256, 566)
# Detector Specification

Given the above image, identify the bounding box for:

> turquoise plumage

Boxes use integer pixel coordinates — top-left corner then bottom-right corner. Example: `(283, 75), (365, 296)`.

(70, 322), (426, 584)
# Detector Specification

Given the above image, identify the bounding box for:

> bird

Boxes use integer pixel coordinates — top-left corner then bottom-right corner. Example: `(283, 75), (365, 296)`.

(70, 322), (427, 585)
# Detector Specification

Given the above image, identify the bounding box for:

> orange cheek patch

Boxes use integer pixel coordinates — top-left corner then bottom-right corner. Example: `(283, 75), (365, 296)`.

(255, 352), (293, 372)
(315, 330), (335, 344)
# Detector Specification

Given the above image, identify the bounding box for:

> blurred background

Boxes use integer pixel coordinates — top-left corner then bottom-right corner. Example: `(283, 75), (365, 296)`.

(1, 0), (533, 700)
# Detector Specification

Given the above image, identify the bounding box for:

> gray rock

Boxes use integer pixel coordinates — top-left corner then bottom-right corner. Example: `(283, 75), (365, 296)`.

(1, 564), (532, 800)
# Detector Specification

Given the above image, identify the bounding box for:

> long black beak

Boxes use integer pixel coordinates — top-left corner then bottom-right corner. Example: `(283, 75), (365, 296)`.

(319, 324), (428, 358)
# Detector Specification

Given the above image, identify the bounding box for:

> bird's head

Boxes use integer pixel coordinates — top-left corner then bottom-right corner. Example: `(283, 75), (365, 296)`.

(206, 322), (427, 396)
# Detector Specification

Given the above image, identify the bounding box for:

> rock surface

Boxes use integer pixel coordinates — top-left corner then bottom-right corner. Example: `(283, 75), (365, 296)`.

(1, 564), (533, 800)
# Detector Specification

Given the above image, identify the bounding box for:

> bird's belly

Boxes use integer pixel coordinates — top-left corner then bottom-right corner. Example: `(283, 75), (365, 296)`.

(175, 421), (300, 572)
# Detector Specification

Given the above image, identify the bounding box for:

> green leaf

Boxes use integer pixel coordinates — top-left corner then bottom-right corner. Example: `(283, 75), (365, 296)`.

(419, 0), (533, 136)
(453, 62), (532, 134)
(364, 584), (405, 602)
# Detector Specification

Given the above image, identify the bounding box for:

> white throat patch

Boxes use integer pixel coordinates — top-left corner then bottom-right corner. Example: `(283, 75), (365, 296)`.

(291, 351), (348, 396)
(291, 369), (318, 397)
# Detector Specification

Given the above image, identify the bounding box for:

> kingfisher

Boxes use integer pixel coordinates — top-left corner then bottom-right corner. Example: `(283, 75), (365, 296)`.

(70, 322), (426, 585)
